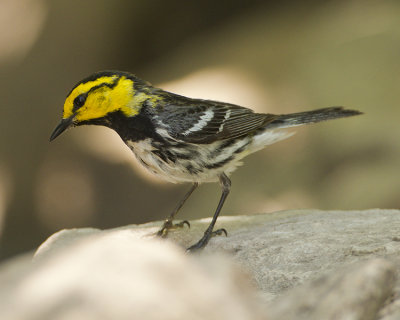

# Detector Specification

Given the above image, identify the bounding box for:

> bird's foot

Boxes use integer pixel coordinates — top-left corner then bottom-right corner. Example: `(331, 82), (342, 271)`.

(156, 219), (190, 238)
(186, 228), (227, 252)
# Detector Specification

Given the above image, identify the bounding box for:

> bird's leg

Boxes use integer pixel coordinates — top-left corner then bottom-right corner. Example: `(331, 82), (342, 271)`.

(157, 182), (198, 237)
(187, 173), (230, 252)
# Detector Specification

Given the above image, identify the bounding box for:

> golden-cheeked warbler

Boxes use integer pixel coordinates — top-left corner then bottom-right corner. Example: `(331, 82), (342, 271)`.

(50, 70), (362, 251)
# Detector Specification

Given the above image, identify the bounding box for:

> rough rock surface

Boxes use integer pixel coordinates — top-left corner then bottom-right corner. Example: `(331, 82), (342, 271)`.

(1, 209), (400, 319)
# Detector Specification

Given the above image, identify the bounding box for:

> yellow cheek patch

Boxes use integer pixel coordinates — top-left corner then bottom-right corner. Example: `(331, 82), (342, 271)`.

(63, 76), (118, 119)
(75, 88), (112, 121)
(63, 75), (162, 123)
(74, 77), (138, 122)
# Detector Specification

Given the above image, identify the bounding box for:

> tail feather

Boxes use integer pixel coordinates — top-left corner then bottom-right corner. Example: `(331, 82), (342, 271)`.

(267, 107), (362, 129)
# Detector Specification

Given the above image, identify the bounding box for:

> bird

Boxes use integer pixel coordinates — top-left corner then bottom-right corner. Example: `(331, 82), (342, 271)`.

(50, 70), (362, 251)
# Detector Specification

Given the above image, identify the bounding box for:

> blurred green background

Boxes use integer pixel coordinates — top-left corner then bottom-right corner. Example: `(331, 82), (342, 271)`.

(0, 0), (398, 260)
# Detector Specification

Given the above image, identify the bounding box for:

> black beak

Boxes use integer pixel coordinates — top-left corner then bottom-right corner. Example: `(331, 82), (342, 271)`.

(49, 117), (74, 141)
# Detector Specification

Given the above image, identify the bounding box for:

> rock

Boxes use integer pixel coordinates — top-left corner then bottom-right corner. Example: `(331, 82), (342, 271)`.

(267, 258), (396, 320)
(1, 230), (264, 320)
(1, 209), (400, 319)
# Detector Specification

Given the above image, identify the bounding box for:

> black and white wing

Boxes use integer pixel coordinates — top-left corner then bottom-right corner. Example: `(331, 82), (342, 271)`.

(156, 99), (277, 144)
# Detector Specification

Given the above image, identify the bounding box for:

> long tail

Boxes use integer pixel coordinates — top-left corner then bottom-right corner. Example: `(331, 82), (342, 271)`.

(267, 107), (362, 129)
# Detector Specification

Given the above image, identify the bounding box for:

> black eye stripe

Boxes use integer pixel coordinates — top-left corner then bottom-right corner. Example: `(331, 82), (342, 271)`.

(71, 77), (121, 113)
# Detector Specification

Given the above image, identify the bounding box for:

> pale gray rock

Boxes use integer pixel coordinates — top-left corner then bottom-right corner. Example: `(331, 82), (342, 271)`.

(2, 230), (264, 320)
(1, 209), (400, 319)
(268, 258), (396, 320)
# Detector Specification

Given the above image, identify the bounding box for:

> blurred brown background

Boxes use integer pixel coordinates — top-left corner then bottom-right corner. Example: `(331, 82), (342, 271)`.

(0, 0), (398, 260)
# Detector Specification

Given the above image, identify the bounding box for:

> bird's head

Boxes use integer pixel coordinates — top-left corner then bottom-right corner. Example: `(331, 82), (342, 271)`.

(50, 71), (156, 141)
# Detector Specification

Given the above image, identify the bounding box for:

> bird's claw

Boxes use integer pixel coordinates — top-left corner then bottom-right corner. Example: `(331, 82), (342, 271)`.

(157, 220), (190, 238)
(186, 228), (228, 253)
(211, 228), (227, 237)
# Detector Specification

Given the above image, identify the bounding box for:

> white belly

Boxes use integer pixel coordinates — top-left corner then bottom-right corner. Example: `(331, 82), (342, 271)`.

(125, 129), (293, 184)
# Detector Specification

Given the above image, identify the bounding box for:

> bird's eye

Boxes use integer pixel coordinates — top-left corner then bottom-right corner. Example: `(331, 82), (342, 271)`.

(73, 94), (87, 111)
